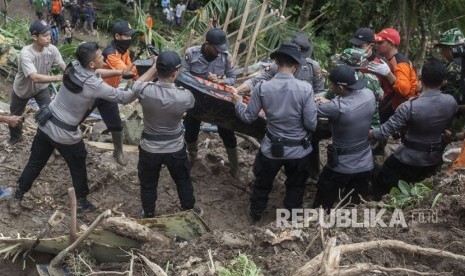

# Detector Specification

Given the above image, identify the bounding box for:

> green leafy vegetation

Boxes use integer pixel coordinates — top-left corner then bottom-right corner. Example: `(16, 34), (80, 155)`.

(387, 180), (442, 209)
(219, 253), (262, 276)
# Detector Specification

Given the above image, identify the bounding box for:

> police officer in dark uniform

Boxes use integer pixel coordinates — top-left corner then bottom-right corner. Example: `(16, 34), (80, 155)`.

(8, 42), (136, 215)
(182, 28), (238, 177)
(236, 33), (325, 180)
(232, 42), (317, 223)
(369, 59), (457, 200)
(313, 65), (376, 211)
(132, 51), (201, 218)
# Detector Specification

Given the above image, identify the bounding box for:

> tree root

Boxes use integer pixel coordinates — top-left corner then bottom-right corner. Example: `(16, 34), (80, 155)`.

(294, 238), (461, 276)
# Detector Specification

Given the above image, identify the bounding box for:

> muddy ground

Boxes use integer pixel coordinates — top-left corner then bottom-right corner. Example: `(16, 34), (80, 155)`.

(1, 2), (465, 276)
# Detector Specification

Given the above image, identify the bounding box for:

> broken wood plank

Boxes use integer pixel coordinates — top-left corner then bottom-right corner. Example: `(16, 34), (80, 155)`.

(86, 141), (139, 153)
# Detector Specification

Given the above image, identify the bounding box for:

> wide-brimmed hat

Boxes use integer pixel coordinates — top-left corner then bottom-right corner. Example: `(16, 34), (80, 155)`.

(270, 42), (304, 65)
(291, 34), (312, 58)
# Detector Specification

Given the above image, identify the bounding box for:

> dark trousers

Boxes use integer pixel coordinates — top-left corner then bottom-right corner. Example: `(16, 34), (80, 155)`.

(9, 89), (51, 140)
(83, 98), (122, 132)
(250, 151), (311, 215)
(138, 146), (195, 214)
(309, 127), (332, 176)
(183, 114), (237, 148)
(373, 155), (440, 200)
(52, 14), (62, 28)
(379, 101), (394, 124)
(18, 129), (89, 199)
(313, 167), (371, 211)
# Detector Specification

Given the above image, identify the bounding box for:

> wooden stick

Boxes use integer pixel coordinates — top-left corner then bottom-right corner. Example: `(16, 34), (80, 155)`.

(222, 8), (233, 32)
(49, 210), (112, 268)
(68, 188), (77, 245)
(232, 0), (252, 62)
(243, 0), (268, 76)
(137, 253), (168, 276)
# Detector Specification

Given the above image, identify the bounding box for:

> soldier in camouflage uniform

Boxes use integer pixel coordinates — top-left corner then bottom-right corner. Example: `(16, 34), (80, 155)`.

(435, 28), (464, 130)
(435, 28), (464, 103)
(331, 48), (384, 129)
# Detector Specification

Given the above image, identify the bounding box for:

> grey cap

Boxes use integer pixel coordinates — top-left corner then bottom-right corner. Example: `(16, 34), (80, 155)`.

(29, 19), (51, 35)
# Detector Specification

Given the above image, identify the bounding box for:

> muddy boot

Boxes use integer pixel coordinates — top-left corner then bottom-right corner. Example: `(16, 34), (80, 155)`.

(8, 189), (24, 215)
(111, 131), (127, 166)
(250, 211), (262, 224)
(226, 147), (239, 178)
(77, 198), (96, 213)
(186, 141), (198, 163)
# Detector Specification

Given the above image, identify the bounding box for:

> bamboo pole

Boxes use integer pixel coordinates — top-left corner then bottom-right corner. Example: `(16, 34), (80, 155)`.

(183, 29), (196, 53)
(227, 10), (278, 39)
(280, 0), (287, 16)
(239, 15), (291, 44)
(232, 0), (253, 62)
(224, 5), (260, 26)
(222, 8), (233, 32)
(243, 0), (268, 76)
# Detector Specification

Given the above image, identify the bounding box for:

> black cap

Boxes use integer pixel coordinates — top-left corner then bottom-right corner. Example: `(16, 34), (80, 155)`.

(291, 34), (313, 58)
(270, 42), (304, 65)
(112, 20), (137, 36)
(29, 19), (51, 36)
(156, 51), (182, 71)
(349, 28), (375, 46)
(329, 65), (367, 90)
(206, 28), (229, 53)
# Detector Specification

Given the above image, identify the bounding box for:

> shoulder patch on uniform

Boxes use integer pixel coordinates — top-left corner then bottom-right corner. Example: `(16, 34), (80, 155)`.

(265, 66), (270, 71)
(185, 54), (189, 61)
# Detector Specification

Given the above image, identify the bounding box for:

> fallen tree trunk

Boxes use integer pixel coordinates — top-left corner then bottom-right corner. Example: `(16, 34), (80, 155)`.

(102, 216), (171, 246)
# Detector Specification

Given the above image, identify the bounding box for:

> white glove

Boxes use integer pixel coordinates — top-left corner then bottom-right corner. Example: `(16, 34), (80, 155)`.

(367, 60), (391, 76)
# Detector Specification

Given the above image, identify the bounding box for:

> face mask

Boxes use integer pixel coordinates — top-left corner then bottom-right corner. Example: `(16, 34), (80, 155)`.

(201, 44), (217, 62)
(115, 39), (132, 54)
